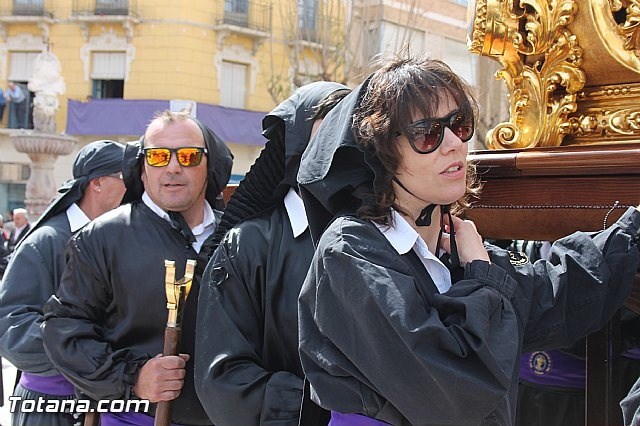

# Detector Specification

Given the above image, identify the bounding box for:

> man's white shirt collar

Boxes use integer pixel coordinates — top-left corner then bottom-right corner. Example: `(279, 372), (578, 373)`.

(142, 191), (214, 252)
(375, 210), (452, 293)
(66, 203), (91, 233)
(284, 188), (308, 238)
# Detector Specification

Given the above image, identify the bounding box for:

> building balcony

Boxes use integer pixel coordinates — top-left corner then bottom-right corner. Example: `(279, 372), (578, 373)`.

(72, 0), (138, 18)
(213, 0), (271, 36)
(294, 14), (343, 48)
(0, 0), (53, 19)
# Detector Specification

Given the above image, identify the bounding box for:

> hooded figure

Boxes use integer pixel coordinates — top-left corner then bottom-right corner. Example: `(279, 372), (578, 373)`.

(42, 112), (233, 426)
(195, 82), (349, 426)
(296, 56), (640, 425)
(22, 140), (125, 242)
(0, 140), (126, 426)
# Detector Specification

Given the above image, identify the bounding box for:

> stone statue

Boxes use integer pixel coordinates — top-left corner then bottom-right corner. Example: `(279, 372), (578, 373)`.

(27, 52), (66, 133)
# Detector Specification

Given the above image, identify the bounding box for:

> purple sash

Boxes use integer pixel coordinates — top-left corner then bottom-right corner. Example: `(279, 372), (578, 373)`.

(100, 412), (181, 426)
(19, 373), (75, 396)
(519, 350), (585, 389)
(330, 411), (390, 425)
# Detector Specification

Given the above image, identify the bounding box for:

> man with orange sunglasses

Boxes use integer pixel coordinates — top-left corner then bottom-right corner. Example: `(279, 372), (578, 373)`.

(42, 110), (233, 426)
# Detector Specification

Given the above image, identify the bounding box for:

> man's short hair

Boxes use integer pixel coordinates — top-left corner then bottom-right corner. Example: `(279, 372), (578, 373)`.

(13, 208), (27, 217)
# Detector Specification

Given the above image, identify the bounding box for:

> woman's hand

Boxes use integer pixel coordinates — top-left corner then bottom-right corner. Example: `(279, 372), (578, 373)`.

(440, 215), (490, 265)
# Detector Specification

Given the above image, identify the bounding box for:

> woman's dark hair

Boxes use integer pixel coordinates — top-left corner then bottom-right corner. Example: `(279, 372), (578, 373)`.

(311, 88), (352, 121)
(353, 55), (481, 224)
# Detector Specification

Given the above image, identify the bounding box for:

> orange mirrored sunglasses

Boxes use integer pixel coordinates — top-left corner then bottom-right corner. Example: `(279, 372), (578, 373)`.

(142, 147), (208, 167)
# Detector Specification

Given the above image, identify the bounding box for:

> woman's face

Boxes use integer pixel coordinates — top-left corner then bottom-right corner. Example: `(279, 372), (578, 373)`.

(393, 96), (469, 213)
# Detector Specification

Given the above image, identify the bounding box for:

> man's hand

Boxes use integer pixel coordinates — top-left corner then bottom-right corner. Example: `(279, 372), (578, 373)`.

(133, 353), (190, 402)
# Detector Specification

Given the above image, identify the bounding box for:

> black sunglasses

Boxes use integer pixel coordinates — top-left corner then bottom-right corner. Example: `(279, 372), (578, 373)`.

(143, 147), (208, 167)
(395, 109), (475, 154)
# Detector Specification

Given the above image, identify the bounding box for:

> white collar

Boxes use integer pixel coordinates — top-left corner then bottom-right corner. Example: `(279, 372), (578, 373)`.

(284, 188), (308, 238)
(66, 203), (91, 233)
(191, 202), (215, 236)
(375, 210), (451, 293)
(141, 191), (212, 231)
(375, 210), (420, 255)
(142, 192), (171, 222)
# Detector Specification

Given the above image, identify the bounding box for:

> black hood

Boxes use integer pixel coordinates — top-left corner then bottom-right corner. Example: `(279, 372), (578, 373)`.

(122, 117), (234, 207)
(296, 78), (383, 243)
(211, 81), (349, 247)
(24, 140), (125, 240)
(263, 81), (350, 195)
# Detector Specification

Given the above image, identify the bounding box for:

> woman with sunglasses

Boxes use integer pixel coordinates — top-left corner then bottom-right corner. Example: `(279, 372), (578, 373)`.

(296, 55), (640, 425)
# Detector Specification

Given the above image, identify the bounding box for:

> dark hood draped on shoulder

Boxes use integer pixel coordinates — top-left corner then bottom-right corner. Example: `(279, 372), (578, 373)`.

(212, 81), (349, 246)
(23, 140), (125, 241)
(121, 117), (234, 208)
(296, 78), (384, 244)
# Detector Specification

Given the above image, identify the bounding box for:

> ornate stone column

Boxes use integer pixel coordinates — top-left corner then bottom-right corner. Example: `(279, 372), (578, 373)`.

(11, 132), (77, 220)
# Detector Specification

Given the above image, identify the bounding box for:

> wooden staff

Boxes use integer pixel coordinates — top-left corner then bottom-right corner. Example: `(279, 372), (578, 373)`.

(154, 259), (196, 426)
(83, 411), (100, 426)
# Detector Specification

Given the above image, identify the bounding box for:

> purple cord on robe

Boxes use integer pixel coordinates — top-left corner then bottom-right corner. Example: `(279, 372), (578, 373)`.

(19, 373), (74, 396)
(330, 411), (390, 425)
(100, 412), (182, 426)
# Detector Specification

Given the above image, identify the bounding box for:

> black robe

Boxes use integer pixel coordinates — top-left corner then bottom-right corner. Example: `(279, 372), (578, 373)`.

(298, 210), (640, 426)
(0, 212), (72, 374)
(194, 81), (346, 426)
(42, 201), (220, 425)
(196, 204), (314, 425)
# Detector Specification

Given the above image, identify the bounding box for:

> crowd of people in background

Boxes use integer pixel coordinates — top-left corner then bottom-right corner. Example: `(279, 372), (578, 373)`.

(0, 53), (639, 426)
(0, 208), (31, 280)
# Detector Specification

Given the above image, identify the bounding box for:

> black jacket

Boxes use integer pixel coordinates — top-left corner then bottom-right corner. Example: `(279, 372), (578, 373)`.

(42, 202), (221, 425)
(298, 210), (640, 425)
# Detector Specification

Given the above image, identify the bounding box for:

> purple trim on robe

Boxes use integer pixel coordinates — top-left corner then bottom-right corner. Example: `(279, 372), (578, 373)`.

(100, 412), (182, 426)
(19, 373), (75, 396)
(519, 350), (585, 389)
(329, 411), (390, 425)
(623, 347), (640, 360)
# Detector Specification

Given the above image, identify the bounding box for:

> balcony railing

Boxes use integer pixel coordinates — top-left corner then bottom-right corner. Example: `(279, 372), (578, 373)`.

(0, 0), (53, 17)
(298, 14), (343, 45)
(72, 0), (137, 17)
(214, 0), (271, 34)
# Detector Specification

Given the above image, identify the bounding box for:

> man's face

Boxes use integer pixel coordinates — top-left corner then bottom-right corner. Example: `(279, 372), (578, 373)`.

(13, 212), (27, 228)
(141, 119), (208, 216)
(97, 173), (126, 214)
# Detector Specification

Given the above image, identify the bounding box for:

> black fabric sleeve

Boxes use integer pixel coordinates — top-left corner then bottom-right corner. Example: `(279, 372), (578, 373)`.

(489, 207), (640, 352)
(41, 236), (149, 400)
